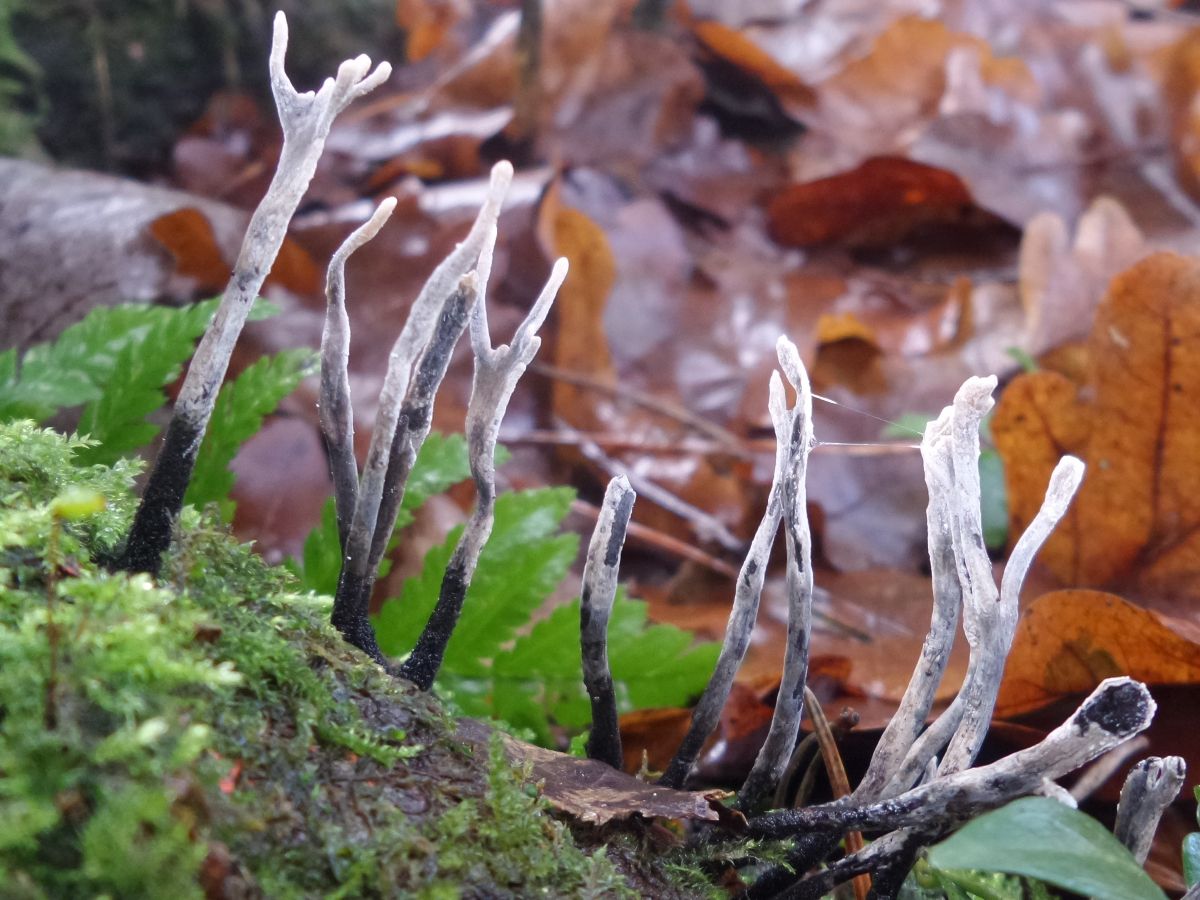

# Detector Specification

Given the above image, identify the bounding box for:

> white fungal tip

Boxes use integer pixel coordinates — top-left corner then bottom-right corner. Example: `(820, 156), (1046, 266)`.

(374, 61), (394, 81)
(492, 159), (515, 184)
(549, 257), (569, 285)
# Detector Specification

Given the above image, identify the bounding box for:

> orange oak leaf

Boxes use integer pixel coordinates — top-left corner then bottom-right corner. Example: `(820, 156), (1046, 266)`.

(997, 590), (1200, 718)
(993, 252), (1200, 597)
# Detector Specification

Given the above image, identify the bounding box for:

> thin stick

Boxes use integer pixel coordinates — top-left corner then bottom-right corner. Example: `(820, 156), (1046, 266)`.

(399, 259), (568, 689)
(581, 475), (636, 769)
(805, 686), (869, 900)
(529, 361), (746, 451)
(569, 498), (739, 578)
(740, 337), (814, 808)
(569, 424), (745, 553)
(320, 198), (397, 547)
(1114, 756), (1187, 864)
(119, 13), (390, 574)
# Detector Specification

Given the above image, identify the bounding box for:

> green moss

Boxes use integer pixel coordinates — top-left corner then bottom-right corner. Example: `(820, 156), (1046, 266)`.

(0, 421), (633, 898)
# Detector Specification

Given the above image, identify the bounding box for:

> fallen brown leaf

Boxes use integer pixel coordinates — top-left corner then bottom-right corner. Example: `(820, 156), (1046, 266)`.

(499, 731), (732, 826)
(994, 252), (1200, 597)
(767, 157), (978, 248)
(997, 589), (1200, 718)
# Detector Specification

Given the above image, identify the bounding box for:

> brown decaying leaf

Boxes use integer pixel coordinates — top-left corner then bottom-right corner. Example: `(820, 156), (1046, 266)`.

(149, 208), (321, 299)
(537, 182), (618, 431)
(498, 731), (732, 826)
(690, 18), (815, 113)
(997, 590), (1200, 718)
(994, 252), (1200, 596)
(1165, 27), (1200, 201)
(767, 157), (978, 248)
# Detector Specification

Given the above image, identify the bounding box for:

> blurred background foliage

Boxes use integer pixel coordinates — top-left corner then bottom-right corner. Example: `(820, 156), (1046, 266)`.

(0, 0), (402, 172)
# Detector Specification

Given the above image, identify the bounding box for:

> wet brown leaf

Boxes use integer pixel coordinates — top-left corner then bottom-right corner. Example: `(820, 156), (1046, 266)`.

(997, 589), (1200, 718)
(499, 732), (731, 826)
(767, 157), (979, 248)
(994, 252), (1200, 597)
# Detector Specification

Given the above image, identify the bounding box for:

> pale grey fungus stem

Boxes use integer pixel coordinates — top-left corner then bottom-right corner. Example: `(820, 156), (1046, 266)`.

(320, 197), (397, 547)
(660, 359), (801, 790)
(332, 162), (510, 660)
(740, 337), (815, 809)
(399, 258), (567, 689)
(119, 12), (391, 574)
(341, 162), (509, 581)
(938, 452), (1084, 777)
(1114, 756), (1186, 864)
(936, 375), (1002, 778)
(748, 677), (1156, 839)
(1185, 882), (1200, 900)
(581, 474), (636, 769)
(854, 407), (958, 802)
(880, 380), (996, 798)
(367, 277), (477, 576)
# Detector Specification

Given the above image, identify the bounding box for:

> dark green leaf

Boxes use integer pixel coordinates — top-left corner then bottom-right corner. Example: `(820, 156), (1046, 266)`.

(0, 301), (218, 422)
(374, 487), (578, 673)
(185, 349), (314, 519)
(287, 433), (474, 594)
(1183, 832), (1200, 888)
(74, 304), (217, 466)
(927, 797), (1166, 900)
(979, 448), (1007, 550)
(491, 592), (720, 745)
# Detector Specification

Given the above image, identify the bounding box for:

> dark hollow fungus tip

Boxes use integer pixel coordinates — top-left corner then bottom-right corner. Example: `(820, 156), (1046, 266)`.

(1073, 678), (1153, 738)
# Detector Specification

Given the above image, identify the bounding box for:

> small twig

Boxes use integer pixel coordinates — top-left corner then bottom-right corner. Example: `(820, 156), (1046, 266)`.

(529, 361), (746, 452)
(320, 198), (398, 547)
(1114, 756), (1187, 864)
(511, 0), (544, 151)
(748, 677), (1155, 840)
(581, 475), (636, 769)
(804, 686), (869, 900)
(740, 337), (815, 809)
(569, 423), (745, 553)
(119, 12), (390, 574)
(569, 498), (739, 578)
(659, 352), (802, 789)
(399, 259), (568, 689)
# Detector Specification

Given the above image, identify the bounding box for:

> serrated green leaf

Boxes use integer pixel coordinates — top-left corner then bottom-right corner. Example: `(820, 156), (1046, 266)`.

(1184, 832), (1200, 888)
(290, 498), (344, 596)
(374, 487), (577, 676)
(73, 303), (218, 466)
(399, 433), (473, 517)
(927, 797), (1166, 900)
(0, 301), (219, 422)
(185, 349), (314, 519)
(287, 433), (475, 595)
(490, 592), (720, 744)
